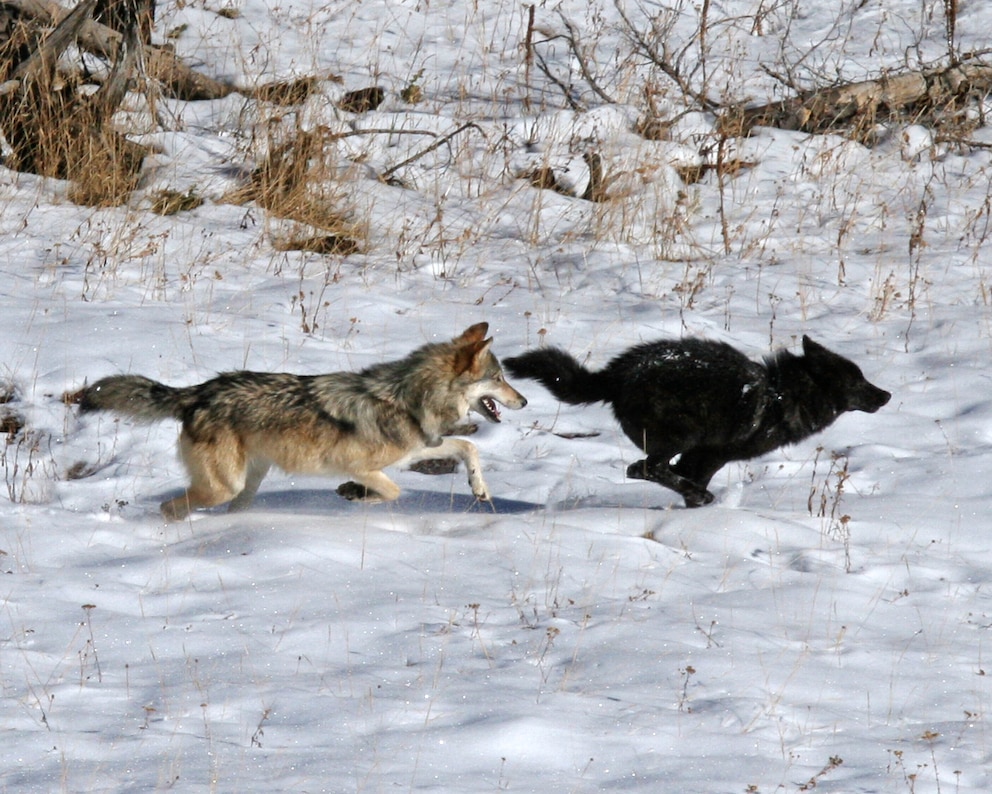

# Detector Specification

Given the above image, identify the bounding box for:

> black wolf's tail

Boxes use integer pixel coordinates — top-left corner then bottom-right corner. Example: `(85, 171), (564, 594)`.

(503, 348), (612, 404)
(78, 375), (186, 422)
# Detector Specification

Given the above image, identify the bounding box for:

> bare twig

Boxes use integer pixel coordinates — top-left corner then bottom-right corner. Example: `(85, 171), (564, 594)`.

(381, 122), (485, 180)
(531, 43), (582, 111)
(613, 0), (720, 111)
(522, 4), (535, 111)
(944, 0), (958, 66)
(556, 10), (617, 105)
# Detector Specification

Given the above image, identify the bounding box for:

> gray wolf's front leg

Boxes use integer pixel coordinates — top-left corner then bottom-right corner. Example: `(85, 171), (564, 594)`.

(403, 438), (491, 501)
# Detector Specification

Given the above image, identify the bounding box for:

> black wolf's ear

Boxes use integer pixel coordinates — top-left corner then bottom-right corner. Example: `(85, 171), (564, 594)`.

(454, 323), (489, 345)
(454, 338), (494, 374)
(802, 335), (827, 356)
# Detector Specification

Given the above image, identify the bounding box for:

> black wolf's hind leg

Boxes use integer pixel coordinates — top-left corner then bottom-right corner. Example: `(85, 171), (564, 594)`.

(671, 451), (726, 506)
(626, 454), (714, 508)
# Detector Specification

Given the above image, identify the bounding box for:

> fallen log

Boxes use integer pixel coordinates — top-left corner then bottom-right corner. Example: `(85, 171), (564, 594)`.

(720, 57), (992, 136)
(0, 0), (146, 200)
(4, 0), (237, 99)
(1, 0), (333, 203)
(3, 0), (328, 102)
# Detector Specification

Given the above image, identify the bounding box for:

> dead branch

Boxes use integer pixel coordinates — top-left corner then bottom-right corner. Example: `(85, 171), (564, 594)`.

(6, 0), (120, 59)
(5, 0), (337, 103)
(531, 47), (582, 111)
(556, 10), (616, 106)
(89, 8), (137, 124)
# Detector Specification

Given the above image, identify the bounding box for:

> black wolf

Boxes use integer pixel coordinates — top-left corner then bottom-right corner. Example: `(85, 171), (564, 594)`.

(505, 336), (890, 507)
(77, 323), (526, 520)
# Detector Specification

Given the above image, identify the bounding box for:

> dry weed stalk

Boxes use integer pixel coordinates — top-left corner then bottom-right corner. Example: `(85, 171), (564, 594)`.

(677, 664), (695, 712)
(798, 756), (844, 791)
(808, 447), (850, 524)
(808, 447), (855, 571)
(2, 427), (54, 504)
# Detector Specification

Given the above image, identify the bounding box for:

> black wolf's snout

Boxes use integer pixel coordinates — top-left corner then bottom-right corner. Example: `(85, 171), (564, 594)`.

(853, 382), (891, 413)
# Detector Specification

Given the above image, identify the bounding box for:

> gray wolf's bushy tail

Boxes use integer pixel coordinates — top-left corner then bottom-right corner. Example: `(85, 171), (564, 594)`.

(79, 375), (186, 422)
(503, 348), (612, 405)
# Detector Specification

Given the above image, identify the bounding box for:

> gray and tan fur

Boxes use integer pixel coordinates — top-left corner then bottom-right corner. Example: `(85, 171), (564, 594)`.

(78, 323), (527, 520)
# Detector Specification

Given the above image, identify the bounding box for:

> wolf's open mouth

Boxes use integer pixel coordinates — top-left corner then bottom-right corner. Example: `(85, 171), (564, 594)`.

(479, 396), (501, 422)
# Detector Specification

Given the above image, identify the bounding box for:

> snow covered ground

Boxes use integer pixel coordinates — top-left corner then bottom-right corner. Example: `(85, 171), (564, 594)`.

(3, 0), (992, 791)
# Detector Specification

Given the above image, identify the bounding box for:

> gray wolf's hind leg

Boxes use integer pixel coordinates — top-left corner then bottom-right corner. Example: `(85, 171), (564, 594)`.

(338, 438), (492, 504)
(160, 432), (245, 521)
(626, 454), (715, 508)
(161, 485), (234, 521)
(228, 460), (272, 512)
(336, 471), (402, 503)
(337, 481), (383, 501)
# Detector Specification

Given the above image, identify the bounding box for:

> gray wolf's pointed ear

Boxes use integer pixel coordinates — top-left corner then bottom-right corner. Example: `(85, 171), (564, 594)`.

(454, 338), (494, 374)
(801, 335), (825, 354)
(455, 322), (489, 345)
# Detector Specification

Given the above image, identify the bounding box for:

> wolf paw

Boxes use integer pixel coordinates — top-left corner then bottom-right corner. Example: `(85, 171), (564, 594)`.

(446, 422), (479, 436)
(337, 482), (383, 502)
(471, 479), (492, 502)
(160, 496), (192, 522)
(408, 457), (459, 475)
(626, 460), (650, 480)
(683, 489), (715, 508)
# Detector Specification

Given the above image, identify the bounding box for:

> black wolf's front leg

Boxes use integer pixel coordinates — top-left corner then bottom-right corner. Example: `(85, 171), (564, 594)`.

(671, 450), (727, 506)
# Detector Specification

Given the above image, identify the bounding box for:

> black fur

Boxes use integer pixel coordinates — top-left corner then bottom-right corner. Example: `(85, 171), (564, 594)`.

(505, 336), (890, 507)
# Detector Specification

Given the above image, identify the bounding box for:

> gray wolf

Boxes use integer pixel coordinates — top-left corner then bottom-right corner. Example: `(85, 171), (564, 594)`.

(78, 323), (527, 520)
(505, 335), (889, 507)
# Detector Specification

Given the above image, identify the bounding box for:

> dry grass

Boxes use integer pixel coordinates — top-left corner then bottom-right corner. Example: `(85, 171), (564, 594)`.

(223, 124), (364, 253)
(0, 381), (23, 438)
(1, 84), (145, 205)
